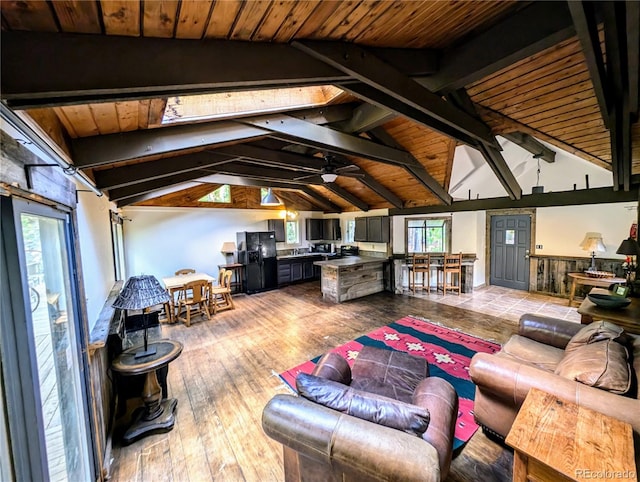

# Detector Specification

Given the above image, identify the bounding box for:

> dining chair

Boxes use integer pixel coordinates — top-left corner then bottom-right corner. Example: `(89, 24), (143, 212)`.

(410, 254), (433, 293)
(177, 279), (211, 327)
(437, 252), (462, 295)
(211, 269), (235, 314)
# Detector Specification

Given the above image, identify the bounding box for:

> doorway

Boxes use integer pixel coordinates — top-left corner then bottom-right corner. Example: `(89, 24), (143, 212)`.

(1, 197), (94, 481)
(490, 214), (531, 290)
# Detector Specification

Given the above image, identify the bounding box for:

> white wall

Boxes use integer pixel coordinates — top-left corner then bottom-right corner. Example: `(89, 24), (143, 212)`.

(535, 202), (637, 259)
(75, 185), (117, 332)
(121, 206), (315, 281)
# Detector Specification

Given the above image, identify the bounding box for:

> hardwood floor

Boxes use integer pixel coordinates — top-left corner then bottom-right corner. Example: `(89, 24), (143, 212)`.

(109, 282), (519, 481)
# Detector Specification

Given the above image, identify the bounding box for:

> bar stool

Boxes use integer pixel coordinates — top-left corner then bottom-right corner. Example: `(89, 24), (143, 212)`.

(411, 254), (433, 293)
(437, 252), (462, 295)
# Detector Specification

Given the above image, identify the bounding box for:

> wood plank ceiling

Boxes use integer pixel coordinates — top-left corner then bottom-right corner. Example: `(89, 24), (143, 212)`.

(1, 1), (638, 212)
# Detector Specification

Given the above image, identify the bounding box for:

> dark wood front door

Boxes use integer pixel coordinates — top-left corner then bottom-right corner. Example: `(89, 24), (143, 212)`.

(490, 214), (531, 290)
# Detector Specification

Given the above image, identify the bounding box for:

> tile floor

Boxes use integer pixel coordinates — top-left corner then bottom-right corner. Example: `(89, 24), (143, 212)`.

(407, 284), (582, 323)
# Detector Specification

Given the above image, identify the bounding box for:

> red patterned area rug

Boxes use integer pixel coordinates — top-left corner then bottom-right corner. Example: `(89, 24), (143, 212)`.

(279, 316), (501, 450)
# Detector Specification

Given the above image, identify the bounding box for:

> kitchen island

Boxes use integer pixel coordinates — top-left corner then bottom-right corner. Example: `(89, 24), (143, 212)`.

(314, 256), (386, 303)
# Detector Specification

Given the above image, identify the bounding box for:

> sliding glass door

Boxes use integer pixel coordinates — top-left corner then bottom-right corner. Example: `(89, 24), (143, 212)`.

(1, 197), (94, 481)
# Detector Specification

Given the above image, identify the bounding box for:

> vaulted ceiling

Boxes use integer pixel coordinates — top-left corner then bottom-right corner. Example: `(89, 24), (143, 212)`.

(1, 1), (638, 213)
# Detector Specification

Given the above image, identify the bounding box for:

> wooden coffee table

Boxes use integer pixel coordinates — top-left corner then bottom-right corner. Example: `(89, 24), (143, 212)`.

(506, 388), (636, 482)
(567, 272), (626, 306)
(578, 288), (640, 335)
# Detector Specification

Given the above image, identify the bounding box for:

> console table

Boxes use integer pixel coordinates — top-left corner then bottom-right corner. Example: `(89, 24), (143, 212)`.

(506, 388), (636, 482)
(577, 288), (640, 335)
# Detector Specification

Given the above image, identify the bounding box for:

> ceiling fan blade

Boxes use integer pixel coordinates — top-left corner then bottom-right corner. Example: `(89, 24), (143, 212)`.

(335, 164), (360, 173)
(339, 172), (365, 179)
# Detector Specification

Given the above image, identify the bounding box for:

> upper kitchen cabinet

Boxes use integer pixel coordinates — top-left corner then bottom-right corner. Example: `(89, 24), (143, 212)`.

(267, 219), (285, 242)
(323, 219), (341, 241)
(305, 218), (323, 240)
(354, 216), (390, 243)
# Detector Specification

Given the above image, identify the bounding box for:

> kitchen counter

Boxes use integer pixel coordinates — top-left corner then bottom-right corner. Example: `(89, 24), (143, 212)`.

(314, 256), (387, 303)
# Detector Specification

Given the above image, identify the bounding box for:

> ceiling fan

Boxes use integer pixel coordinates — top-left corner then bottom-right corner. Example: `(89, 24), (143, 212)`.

(295, 154), (364, 183)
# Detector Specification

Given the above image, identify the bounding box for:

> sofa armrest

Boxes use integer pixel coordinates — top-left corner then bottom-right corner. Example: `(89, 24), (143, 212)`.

(469, 353), (640, 433)
(518, 313), (583, 349)
(262, 394), (440, 482)
(413, 378), (458, 480)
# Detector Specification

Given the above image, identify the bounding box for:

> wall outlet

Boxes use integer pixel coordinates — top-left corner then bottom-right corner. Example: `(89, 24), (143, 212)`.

(535, 244), (543, 249)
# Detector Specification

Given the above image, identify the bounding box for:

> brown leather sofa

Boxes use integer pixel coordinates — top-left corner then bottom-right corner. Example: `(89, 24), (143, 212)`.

(262, 346), (459, 482)
(469, 313), (640, 440)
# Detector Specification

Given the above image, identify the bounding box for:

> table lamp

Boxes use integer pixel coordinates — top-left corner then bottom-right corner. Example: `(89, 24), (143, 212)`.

(221, 241), (236, 264)
(112, 275), (170, 358)
(579, 232), (606, 272)
(616, 237), (640, 285)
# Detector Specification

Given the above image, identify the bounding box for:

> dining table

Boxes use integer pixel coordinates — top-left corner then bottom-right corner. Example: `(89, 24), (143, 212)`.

(161, 272), (216, 323)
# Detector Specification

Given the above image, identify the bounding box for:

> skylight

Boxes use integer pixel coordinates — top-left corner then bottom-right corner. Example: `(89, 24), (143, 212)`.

(163, 85), (344, 124)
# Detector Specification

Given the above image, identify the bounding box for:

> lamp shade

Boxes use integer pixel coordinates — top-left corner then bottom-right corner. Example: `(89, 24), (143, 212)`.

(579, 232), (606, 252)
(616, 237), (640, 256)
(320, 173), (338, 183)
(221, 241), (236, 253)
(112, 275), (170, 310)
(261, 188), (282, 206)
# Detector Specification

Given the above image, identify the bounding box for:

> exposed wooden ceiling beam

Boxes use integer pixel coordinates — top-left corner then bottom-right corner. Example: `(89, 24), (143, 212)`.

(330, 102), (396, 133)
(568, 1), (611, 128)
(293, 40), (495, 147)
(116, 182), (205, 207)
(322, 183), (368, 211)
(214, 144), (324, 171)
(420, 1), (576, 94)
(72, 121), (266, 169)
(501, 132), (556, 163)
(239, 114), (421, 168)
(358, 174), (403, 209)
(297, 187), (341, 213)
(447, 89), (522, 200)
(109, 169), (216, 202)
(627, 2), (640, 117)
(216, 143), (402, 208)
(342, 83), (478, 147)
(1, 32), (437, 108)
(94, 152), (238, 190)
(602, 2), (632, 191)
(367, 126), (453, 205)
(71, 104), (353, 168)
(389, 185), (639, 216)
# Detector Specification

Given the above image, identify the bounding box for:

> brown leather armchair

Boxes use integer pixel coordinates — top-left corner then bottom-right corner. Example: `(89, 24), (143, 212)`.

(262, 347), (459, 482)
(469, 314), (640, 440)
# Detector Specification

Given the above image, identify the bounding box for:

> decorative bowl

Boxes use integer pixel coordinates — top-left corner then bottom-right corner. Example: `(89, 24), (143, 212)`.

(583, 271), (615, 278)
(587, 293), (631, 309)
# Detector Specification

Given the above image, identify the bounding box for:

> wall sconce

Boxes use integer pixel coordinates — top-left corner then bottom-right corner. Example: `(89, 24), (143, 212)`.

(221, 241), (236, 264)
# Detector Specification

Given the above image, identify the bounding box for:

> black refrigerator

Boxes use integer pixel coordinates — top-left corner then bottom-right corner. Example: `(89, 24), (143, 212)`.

(236, 231), (278, 294)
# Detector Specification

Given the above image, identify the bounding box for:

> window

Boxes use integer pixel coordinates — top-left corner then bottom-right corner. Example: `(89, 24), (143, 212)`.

(405, 217), (452, 254)
(199, 185), (231, 203)
(345, 220), (355, 243)
(110, 211), (126, 281)
(286, 220), (299, 244)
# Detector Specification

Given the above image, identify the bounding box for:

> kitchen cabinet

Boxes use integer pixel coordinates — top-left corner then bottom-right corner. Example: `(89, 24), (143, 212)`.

(305, 218), (324, 240)
(291, 262), (303, 282)
(354, 216), (390, 242)
(267, 219), (285, 242)
(323, 219), (341, 241)
(354, 217), (368, 241)
(277, 255), (322, 286)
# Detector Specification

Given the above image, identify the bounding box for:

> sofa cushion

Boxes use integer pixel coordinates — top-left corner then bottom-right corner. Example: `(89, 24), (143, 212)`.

(500, 335), (565, 372)
(351, 346), (429, 395)
(565, 321), (627, 353)
(554, 339), (631, 394)
(296, 373), (430, 436)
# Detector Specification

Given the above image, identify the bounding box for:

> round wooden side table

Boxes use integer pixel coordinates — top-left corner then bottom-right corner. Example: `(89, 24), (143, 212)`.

(112, 339), (183, 445)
